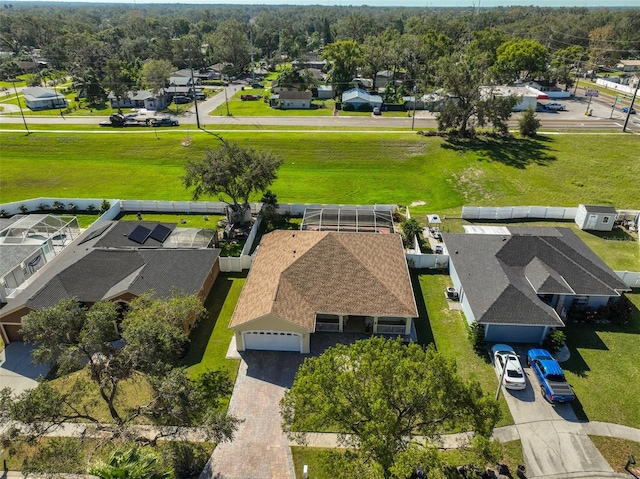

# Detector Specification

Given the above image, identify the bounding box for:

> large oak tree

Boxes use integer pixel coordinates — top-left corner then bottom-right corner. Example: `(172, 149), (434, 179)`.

(0, 295), (240, 445)
(281, 337), (501, 479)
(183, 141), (283, 224)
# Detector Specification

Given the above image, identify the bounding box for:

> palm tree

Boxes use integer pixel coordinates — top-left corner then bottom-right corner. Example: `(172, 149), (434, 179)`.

(87, 446), (174, 479)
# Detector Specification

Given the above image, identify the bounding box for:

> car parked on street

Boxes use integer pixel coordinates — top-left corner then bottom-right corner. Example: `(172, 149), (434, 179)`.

(622, 106), (636, 114)
(173, 95), (192, 104)
(545, 102), (566, 111)
(150, 117), (179, 127)
(491, 344), (526, 390)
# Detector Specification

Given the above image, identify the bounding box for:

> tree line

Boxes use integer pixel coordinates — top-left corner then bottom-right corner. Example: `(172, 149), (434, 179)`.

(0, 4), (638, 134)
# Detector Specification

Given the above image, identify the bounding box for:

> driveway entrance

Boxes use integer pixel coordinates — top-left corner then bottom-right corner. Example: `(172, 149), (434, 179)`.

(501, 362), (615, 478)
(201, 350), (305, 479)
(0, 342), (50, 395)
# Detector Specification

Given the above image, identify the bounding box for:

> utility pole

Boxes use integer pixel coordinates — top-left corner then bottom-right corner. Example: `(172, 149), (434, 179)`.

(411, 87), (418, 131)
(9, 78), (29, 134)
(249, 19), (256, 84)
(622, 81), (638, 133)
(187, 46), (201, 129)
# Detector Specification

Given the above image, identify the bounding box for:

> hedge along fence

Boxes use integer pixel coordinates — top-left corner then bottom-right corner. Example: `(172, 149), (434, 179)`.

(0, 198), (120, 216)
(462, 206), (579, 221)
(1, 198), (396, 218)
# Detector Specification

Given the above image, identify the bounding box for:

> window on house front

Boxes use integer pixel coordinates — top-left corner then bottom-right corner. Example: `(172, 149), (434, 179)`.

(602, 216), (610, 223)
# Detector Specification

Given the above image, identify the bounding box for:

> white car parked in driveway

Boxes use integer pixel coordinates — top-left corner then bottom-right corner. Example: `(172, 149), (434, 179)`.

(491, 344), (526, 390)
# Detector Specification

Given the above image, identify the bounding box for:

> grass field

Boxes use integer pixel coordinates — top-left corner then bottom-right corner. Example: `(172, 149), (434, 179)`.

(2, 133), (638, 218)
(210, 88), (337, 116)
(589, 436), (640, 474)
(290, 440), (524, 479)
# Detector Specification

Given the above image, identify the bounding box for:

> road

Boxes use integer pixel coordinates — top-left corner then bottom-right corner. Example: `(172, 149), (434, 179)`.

(1, 83), (638, 131)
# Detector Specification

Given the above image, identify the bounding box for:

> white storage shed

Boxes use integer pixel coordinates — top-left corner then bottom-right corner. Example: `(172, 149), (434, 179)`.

(575, 204), (617, 232)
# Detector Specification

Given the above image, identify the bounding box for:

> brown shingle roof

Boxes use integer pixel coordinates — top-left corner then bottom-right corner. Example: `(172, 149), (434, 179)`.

(229, 231), (417, 331)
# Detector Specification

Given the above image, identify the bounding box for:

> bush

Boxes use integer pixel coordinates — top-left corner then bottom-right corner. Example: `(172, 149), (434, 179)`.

(468, 321), (486, 356)
(37, 203), (48, 212)
(68, 203), (78, 212)
(86, 204), (96, 213)
(400, 217), (422, 248)
(518, 108), (541, 138)
(18, 204), (28, 214)
(99, 199), (111, 214)
(52, 201), (65, 211)
(596, 296), (632, 325)
(543, 329), (566, 353)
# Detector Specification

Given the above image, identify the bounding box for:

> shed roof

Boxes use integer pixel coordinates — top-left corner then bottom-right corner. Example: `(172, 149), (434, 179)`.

(278, 90), (312, 100)
(230, 231), (417, 331)
(582, 204), (617, 214)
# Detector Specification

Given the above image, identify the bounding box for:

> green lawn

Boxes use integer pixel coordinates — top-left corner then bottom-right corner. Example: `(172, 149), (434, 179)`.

(291, 441), (524, 479)
(118, 213), (225, 230)
(589, 436), (640, 474)
(2, 133), (638, 221)
(415, 271), (514, 427)
(184, 272), (246, 385)
(210, 89), (337, 116)
(562, 289), (640, 428)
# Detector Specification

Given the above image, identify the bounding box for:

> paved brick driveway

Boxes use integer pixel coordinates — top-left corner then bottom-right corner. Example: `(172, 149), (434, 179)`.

(200, 334), (367, 479)
(200, 350), (305, 479)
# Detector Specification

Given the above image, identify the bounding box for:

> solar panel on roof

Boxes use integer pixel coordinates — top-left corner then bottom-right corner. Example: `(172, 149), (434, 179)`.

(149, 224), (171, 243)
(128, 225), (151, 244)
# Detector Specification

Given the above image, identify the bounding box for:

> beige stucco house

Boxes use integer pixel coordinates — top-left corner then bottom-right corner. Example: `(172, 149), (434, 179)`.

(229, 230), (418, 353)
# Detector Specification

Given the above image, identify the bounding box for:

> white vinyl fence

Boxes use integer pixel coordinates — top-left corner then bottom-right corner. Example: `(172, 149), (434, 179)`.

(406, 253), (450, 269)
(615, 271), (640, 288)
(595, 78), (636, 96)
(462, 206), (578, 221)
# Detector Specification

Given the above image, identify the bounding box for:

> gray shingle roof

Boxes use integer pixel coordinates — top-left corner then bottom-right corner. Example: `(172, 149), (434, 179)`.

(2, 221), (220, 318)
(582, 204), (617, 214)
(443, 227), (629, 327)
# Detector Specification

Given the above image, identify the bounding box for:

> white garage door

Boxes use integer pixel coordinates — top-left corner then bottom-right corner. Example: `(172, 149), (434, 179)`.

(243, 331), (302, 352)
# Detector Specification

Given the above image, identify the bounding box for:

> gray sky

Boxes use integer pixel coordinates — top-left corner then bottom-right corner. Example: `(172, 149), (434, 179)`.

(14, 0), (640, 6)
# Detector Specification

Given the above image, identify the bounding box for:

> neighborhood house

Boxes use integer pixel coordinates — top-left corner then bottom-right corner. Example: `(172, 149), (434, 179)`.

(0, 220), (220, 344)
(443, 227), (629, 344)
(270, 90), (313, 110)
(21, 87), (68, 111)
(341, 88), (383, 111)
(229, 230), (418, 353)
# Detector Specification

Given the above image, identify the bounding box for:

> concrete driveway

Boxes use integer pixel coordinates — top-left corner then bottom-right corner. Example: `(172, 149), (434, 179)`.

(0, 342), (50, 395)
(496, 357), (616, 479)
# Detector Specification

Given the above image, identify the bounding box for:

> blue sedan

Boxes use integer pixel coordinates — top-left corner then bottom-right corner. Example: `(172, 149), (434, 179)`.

(622, 106), (636, 114)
